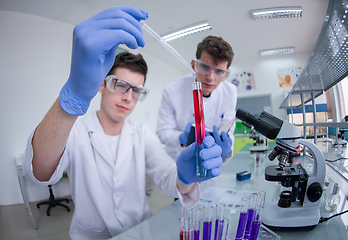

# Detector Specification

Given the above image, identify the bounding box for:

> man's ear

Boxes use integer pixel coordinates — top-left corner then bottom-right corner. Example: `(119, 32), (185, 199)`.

(99, 81), (105, 94)
(191, 59), (195, 70)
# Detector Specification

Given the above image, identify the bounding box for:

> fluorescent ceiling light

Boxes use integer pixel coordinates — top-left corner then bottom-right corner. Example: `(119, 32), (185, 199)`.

(162, 21), (212, 42)
(259, 47), (295, 56)
(251, 7), (303, 20)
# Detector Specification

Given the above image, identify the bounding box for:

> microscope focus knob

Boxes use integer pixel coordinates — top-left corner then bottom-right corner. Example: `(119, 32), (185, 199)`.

(307, 182), (322, 202)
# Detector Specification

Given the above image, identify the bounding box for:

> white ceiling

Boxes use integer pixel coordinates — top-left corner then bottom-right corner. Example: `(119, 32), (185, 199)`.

(0, 0), (330, 71)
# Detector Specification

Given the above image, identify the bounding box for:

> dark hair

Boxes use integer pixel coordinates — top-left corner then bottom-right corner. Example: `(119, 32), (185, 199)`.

(196, 36), (234, 68)
(107, 52), (148, 84)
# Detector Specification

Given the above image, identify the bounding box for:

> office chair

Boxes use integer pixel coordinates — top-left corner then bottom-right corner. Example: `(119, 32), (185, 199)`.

(36, 185), (71, 216)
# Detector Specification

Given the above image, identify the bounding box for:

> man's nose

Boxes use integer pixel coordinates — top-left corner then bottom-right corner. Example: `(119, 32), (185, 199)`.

(122, 88), (133, 102)
(206, 70), (215, 81)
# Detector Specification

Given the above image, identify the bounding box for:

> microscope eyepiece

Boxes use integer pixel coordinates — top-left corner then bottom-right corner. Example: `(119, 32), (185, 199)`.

(236, 108), (283, 140)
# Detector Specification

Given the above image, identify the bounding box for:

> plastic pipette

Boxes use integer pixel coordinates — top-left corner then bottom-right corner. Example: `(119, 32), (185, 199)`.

(141, 22), (196, 75)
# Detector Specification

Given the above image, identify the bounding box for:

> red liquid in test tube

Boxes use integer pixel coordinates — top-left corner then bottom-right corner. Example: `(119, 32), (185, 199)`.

(192, 81), (206, 178)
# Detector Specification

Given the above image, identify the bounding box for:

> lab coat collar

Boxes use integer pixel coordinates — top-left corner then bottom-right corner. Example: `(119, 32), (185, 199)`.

(85, 111), (135, 170)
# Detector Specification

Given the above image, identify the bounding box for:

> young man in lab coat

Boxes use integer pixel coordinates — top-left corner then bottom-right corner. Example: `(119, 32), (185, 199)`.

(157, 35), (237, 161)
(21, 6), (223, 240)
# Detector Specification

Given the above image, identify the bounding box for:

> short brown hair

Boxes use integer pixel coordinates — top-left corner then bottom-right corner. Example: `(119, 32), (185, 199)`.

(107, 52), (148, 84)
(196, 36), (234, 68)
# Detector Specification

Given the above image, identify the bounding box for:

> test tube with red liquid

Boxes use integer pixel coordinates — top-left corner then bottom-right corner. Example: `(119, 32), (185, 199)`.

(192, 81), (206, 178)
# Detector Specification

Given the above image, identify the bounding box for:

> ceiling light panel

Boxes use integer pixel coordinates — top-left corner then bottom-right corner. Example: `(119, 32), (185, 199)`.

(259, 47), (295, 56)
(162, 21), (212, 42)
(251, 7), (303, 20)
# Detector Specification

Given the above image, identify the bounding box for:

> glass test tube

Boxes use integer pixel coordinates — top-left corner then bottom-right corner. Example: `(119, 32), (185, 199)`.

(257, 191), (266, 208)
(179, 216), (191, 240)
(191, 207), (201, 240)
(255, 153), (260, 167)
(249, 207), (263, 240)
(192, 81), (206, 178)
(216, 218), (229, 240)
(203, 206), (213, 240)
(235, 197), (249, 239)
(182, 206), (192, 219)
(244, 193), (257, 239)
(214, 203), (225, 240)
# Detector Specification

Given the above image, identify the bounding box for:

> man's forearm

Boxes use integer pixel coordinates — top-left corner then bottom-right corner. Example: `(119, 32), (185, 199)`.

(32, 98), (77, 181)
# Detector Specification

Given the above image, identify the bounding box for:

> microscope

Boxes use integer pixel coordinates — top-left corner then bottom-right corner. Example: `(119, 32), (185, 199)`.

(242, 122), (268, 152)
(236, 109), (326, 230)
(333, 115), (348, 146)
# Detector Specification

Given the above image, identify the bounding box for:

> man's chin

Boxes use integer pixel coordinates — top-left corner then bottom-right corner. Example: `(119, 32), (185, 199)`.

(202, 91), (212, 97)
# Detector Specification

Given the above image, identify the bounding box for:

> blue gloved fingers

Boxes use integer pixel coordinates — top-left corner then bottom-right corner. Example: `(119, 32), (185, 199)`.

(89, 6), (148, 24)
(212, 125), (221, 143)
(86, 28), (143, 54)
(200, 136), (221, 162)
(76, 20), (145, 51)
(187, 120), (195, 131)
(207, 167), (221, 178)
(202, 156), (223, 169)
(200, 139), (222, 160)
(221, 131), (229, 142)
(179, 120), (195, 145)
(202, 135), (215, 148)
(176, 142), (196, 185)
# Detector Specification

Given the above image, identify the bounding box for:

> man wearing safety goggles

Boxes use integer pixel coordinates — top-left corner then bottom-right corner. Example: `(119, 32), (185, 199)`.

(157, 35), (237, 162)
(21, 6), (223, 240)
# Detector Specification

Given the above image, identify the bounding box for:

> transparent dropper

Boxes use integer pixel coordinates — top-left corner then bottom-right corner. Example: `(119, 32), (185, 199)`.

(141, 22), (196, 75)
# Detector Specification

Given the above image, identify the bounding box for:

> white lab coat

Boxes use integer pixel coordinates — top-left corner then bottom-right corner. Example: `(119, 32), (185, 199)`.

(156, 74), (237, 160)
(22, 111), (200, 240)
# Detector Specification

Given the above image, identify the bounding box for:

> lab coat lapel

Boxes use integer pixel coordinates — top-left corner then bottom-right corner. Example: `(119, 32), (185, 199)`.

(86, 113), (114, 168)
(114, 120), (135, 171)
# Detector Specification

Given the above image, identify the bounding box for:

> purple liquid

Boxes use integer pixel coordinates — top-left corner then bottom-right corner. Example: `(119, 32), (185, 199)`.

(214, 219), (224, 240)
(203, 221), (212, 240)
(236, 212), (248, 239)
(244, 208), (255, 239)
(250, 221), (261, 240)
(194, 230), (200, 240)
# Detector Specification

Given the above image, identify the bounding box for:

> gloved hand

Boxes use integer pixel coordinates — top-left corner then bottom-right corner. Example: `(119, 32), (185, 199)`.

(177, 135), (223, 185)
(212, 125), (232, 158)
(59, 6), (148, 115)
(179, 120), (195, 145)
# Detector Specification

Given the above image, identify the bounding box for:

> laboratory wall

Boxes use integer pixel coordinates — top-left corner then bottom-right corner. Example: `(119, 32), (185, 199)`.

(228, 54), (312, 120)
(0, 10), (317, 206)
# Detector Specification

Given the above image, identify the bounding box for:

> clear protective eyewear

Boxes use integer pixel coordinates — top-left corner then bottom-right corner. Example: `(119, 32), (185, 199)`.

(194, 59), (230, 80)
(104, 75), (149, 101)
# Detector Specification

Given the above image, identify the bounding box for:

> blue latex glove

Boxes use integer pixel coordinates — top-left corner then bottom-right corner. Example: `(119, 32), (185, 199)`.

(179, 120), (195, 145)
(59, 6), (148, 115)
(177, 135), (223, 185)
(212, 125), (233, 158)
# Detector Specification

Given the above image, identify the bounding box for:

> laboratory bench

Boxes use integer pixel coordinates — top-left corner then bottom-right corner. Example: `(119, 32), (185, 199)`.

(111, 140), (348, 240)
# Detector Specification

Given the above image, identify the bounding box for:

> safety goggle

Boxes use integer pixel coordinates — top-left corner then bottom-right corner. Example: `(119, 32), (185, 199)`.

(194, 59), (230, 80)
(104, 75), (149, 101)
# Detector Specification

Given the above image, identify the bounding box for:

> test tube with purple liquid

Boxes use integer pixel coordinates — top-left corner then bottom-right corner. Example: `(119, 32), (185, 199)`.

(243, 193), (258, 239)
(250, 207), (263, 240)
(192, 207), (201, 240)
(235, 197), (249, 239)
(214, 203), (225, 240)
(203, 206), (213, 240)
